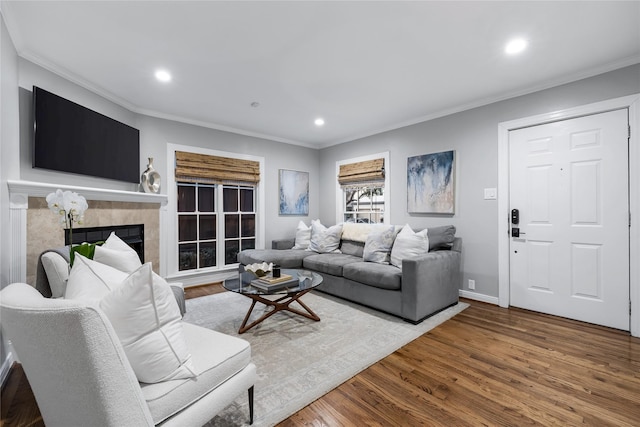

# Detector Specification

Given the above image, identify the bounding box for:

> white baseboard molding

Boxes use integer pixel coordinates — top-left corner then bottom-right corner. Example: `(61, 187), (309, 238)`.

(1, 351), (16, 389)
(166, 269), (238, 288)
(459, 289), (500, 305)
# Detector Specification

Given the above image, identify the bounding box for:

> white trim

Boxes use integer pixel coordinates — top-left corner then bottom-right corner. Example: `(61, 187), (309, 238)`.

(459, 289), (499, 305)
(165, 268), (238, 289)
(164, 143), (265, 280)
(498, 93), (640, 336)
(7, 180), (168, 204)
(335, 151), (390, 225)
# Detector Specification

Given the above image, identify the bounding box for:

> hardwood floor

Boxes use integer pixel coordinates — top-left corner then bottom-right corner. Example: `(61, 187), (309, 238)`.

(2, 289), (639, 426)
(279, 301), (640, 427)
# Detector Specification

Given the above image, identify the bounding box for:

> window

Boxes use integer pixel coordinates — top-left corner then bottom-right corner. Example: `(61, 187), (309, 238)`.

(336, 152), (390, 225)
(222, 185), (256, 265)
(177, 183), (256, 271)
(343, 186), (385, 224)
(173, 149), (261, 273)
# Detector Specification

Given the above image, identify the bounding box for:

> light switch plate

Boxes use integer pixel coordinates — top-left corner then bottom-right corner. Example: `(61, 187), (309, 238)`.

(484, 188), (497, 200)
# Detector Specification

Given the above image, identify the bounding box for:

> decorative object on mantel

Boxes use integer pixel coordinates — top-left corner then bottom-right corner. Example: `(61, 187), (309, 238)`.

(46, 189), (88, 265)
(407, 150), (456, 214)
(141, 157), (161, 194)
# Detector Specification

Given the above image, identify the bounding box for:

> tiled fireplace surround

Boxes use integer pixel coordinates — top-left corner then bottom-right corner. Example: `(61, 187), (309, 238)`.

(8, 180), (168, 286)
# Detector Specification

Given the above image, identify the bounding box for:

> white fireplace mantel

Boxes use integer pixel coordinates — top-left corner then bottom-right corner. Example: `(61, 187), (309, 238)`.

(7, 180), (168, 284)
(7, 180), (168, 205)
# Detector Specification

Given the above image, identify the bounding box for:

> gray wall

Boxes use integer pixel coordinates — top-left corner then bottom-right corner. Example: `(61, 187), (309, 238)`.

(319, 64), (640, 298)
(136, 114), (319, 246)
(14, 58), (320, 250)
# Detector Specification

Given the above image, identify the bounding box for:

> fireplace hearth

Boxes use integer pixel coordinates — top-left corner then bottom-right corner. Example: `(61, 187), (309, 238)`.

(65, 224), (145, 262)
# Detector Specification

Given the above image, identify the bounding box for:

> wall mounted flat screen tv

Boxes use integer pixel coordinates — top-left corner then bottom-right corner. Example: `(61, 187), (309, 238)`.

(33, 86), (140, 183)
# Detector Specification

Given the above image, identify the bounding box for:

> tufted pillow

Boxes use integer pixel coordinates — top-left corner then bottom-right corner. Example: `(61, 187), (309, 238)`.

(99, 263), (195, 384)
(291, 220), (312, 250)
(94, 232), (142, 273)
(390, 225), (430, 269)
(309, 220), (343, 253)
(64, 254), (128, 304)
(363, 226), (398, 264)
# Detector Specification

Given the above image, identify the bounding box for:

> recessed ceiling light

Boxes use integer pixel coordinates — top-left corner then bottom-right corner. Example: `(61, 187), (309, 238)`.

(315, 118), (325, 126)
(505, 38), (527, 55)
(155, 69), (172, 82)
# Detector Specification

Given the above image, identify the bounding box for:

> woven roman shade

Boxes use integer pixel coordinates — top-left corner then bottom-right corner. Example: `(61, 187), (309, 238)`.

(338, 158), (385, 187)
(175, 151), (260, 185)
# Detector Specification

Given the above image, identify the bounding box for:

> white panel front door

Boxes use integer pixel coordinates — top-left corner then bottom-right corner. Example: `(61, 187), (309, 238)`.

(509, 109), (630, 330)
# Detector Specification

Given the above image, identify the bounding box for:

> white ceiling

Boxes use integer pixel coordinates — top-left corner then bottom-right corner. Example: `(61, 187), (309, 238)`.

(2, 1), (639, 148)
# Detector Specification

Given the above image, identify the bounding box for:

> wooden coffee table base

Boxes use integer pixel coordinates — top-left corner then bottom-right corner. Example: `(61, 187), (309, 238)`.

(238, 288), (320, 334)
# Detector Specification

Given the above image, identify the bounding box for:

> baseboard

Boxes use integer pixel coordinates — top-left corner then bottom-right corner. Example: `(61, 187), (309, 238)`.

(0, 351), (16, 390)
(459, 289), (499, 305)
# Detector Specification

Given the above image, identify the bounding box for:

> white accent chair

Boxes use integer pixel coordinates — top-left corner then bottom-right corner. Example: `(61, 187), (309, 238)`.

(0, 283), (256, 426)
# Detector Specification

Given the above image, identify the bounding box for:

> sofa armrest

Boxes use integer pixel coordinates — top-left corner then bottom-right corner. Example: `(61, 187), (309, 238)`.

(168, 282), (186, 317)
(400, 243), (461, 322)
(272, 239), (295, 250)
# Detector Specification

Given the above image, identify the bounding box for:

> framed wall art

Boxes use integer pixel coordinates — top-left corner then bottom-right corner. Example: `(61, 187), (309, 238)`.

(407, 150), (455, 214)
(279, 169), (309, 215)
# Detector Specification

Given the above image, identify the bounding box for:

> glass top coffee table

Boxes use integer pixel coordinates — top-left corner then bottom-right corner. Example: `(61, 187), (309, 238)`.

(223, 268), (323, 334)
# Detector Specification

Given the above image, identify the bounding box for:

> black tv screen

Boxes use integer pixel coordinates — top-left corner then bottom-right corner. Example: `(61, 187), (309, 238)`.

(33, 86), (140, 183)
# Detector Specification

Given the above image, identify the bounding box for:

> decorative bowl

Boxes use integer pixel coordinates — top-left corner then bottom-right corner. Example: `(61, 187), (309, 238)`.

(245, 262), (273, 278)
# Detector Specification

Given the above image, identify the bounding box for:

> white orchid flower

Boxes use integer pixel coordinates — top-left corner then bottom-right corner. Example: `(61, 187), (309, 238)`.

(46, 189), (88, 228)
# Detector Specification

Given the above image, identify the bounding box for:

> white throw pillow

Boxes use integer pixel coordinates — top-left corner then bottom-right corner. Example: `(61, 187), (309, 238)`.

(99, 263), (196, 384)
(363, 226), (398, 264)
(390, 225), (429, 269)
(64, 254), (129, 303)
(41, 251), (70, 298)
(309, 220), (343, 253)
(94, 232), (142, 273)
(291, 220), (311, 250)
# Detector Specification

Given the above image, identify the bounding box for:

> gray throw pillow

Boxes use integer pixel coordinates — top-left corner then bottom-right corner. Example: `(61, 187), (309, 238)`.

(427, 225), (456, 250)
(363, 226), (398, 264)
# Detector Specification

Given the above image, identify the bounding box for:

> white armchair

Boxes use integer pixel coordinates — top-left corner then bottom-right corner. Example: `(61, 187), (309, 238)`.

(0, 282), (256, 426)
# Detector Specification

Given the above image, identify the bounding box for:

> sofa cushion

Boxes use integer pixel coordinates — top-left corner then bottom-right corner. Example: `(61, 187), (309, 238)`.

(291, 220), (312, 249)
(64, 254), (128, 303)
(303, 253), (362, 276)
(99, 263), (195, 384)
(93, 232), (142, 273)
(340, 240), (365, 257)
(363, 225), (398, 264)
(309, 220), (343, 253)
(390, 225), (430, 269)
(141, 323), (252, 424)
(237, 248), (314, 268)
(427, 225), (456, 251)
(343, 262), (402, 290)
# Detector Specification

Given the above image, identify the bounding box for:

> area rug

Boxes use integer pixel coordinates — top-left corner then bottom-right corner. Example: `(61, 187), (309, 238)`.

(183, 291), (468, 426)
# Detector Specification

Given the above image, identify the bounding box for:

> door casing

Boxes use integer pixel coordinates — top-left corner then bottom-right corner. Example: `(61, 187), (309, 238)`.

(498, 94), (640, 337)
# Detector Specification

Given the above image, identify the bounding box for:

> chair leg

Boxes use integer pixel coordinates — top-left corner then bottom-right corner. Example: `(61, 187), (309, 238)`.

(248, 386), (254, 425)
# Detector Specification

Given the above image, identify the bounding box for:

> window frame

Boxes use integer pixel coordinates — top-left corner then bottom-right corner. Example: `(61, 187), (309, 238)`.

(335, 152), (390, 225)
(164, 144), (265, 280)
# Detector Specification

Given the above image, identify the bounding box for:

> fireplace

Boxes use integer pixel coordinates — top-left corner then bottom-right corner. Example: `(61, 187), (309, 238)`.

(65, 224), (145, 262)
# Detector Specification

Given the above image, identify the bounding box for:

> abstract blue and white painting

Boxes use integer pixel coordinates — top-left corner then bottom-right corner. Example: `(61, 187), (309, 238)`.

(279, 169), (309, 215)
(407, 150), (455, 213)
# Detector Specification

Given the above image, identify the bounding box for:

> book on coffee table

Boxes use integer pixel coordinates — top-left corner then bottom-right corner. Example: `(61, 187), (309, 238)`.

(251, 274), (297, 292)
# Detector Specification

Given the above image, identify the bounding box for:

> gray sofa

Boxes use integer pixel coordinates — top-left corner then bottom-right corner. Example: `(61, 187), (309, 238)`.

(238, 225), (461, 323)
